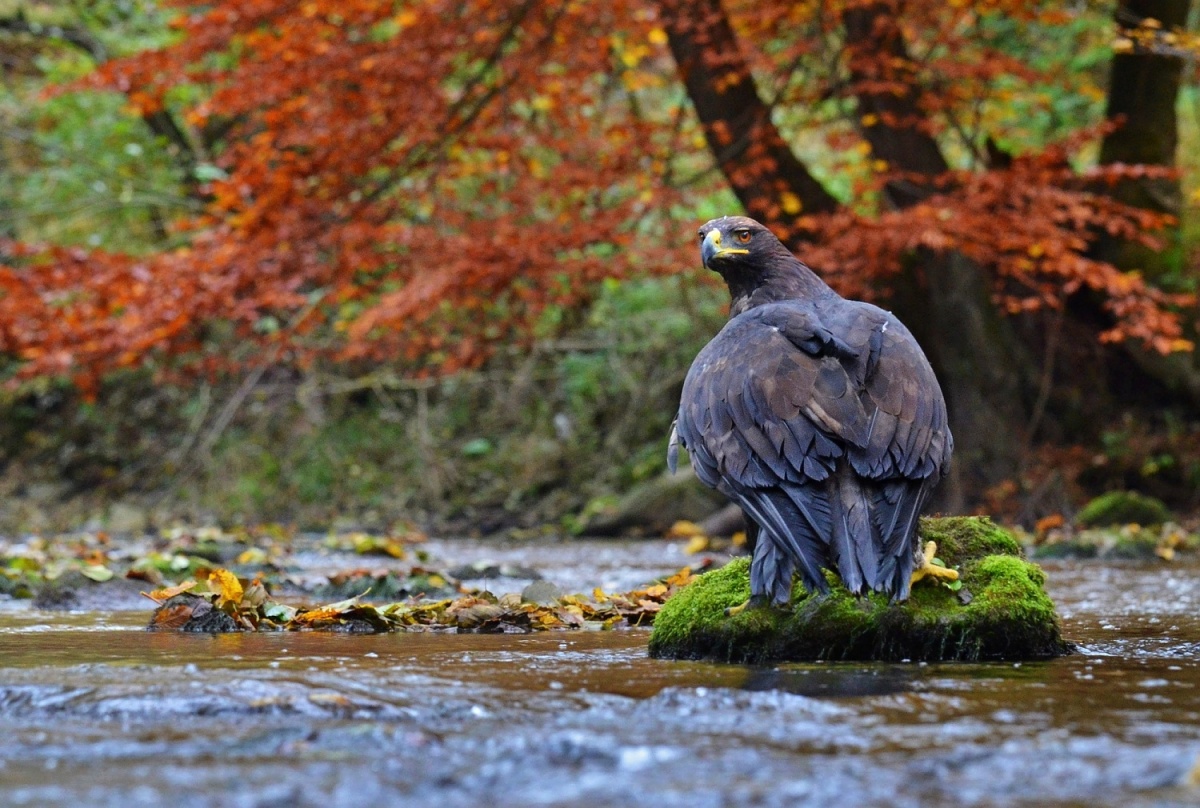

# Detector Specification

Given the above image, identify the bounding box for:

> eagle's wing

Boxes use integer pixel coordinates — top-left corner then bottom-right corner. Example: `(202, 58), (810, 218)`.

(830, 302), (953, 481)
(674, 299), (951, 599)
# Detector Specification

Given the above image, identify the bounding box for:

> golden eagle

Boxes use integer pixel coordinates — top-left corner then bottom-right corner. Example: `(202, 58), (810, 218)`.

(669, 216), (954, 605)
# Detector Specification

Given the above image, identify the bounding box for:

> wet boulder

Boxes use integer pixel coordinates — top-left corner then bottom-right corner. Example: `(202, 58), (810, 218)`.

(580, 466), (728, 537)
(649, 516), (1071, 663)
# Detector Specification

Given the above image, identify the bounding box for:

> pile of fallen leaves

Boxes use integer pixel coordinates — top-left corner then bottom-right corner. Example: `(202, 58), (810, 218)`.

(0, 525), (712, 631)
(144, 567), (700, 634)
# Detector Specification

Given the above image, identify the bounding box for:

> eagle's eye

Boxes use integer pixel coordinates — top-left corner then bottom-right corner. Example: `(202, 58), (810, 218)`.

(698, 230), (706, 241)
(735, 229), (752, 244)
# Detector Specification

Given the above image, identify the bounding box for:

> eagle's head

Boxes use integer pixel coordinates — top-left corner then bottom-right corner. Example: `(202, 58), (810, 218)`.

(697, 216), (783, 272)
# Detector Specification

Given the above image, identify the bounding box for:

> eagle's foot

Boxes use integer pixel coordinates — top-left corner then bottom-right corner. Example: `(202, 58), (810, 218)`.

(910, 540), (959, 586)
(725, 594), (772, 617)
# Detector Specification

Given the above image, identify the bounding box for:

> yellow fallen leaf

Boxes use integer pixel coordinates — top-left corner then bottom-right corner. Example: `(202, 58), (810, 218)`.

(236, 547), (268, 565)
(209, 568), (243, 606)
(666, 520), (704, 539)
(664, 567), (695, 587)
(142, 579), (198, 604)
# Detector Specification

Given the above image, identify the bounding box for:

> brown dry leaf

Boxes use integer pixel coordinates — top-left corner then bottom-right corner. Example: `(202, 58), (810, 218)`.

(242, 579), (269, 608)
(148, 603), (198, 630)
(209, 569), (244, 606)
(554, 608), (585, 627)
(126, 567), (165, 586)
(446, 601), (506, 629)
(141, 579), (198, 604)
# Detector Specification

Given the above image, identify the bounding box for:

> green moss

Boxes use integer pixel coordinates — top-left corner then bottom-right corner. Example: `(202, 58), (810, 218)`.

(1076, 491), (1172, 528)
(648, 516), (1071, 663)
(917, 515), (1022, 560)
(1031, 539), (1099, 560)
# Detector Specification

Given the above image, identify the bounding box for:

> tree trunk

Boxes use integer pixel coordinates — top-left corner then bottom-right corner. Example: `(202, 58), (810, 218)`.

(659, 0), (840, 247)
(840, 3), (949, 201)
(841, 3), (1036, 507)
(1094, 0), (1191, 283)
(1092, 0), (1200, 408)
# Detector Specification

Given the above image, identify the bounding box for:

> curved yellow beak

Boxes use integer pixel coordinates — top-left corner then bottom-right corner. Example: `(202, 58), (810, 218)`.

(701, 229), (749, 266)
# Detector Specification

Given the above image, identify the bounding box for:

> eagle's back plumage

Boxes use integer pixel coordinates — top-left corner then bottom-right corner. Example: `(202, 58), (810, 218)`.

(673, 217), (952, 602)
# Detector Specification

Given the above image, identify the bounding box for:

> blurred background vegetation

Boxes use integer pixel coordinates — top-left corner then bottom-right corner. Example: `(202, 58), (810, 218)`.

(0, 1), (1197, 534)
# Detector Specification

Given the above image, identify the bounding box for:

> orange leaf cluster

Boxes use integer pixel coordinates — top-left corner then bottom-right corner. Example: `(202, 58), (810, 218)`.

(0, 0), (1191, 392)
(4, 0), (692, 391)
(807, 144), (1192, 351)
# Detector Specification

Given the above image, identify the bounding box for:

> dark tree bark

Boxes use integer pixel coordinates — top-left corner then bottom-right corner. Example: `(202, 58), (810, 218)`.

(1091, 1), (1200, 409)
(659, 0), (840, 248)
(839, 4), (1040, 507)
(1094, 0), (1191, 283)
(841, 4), (948, 201)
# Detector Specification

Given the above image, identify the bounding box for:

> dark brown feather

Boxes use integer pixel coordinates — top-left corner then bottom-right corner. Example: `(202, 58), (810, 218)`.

(674, 216), (952, 601)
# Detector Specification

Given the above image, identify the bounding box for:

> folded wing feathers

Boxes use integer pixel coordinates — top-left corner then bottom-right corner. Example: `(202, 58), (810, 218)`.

(672, 296), (950, 601)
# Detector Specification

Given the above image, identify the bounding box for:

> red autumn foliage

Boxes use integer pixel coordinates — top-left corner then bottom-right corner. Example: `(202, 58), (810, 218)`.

(0, 0), (1192, 393)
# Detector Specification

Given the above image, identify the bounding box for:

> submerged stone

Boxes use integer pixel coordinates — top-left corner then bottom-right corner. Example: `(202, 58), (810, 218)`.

(648, 516), (1071, 663)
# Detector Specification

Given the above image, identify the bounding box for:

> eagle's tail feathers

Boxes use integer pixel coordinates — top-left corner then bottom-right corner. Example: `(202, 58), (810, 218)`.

(868, 479), (929, 600)
(749, 533), (795, 606)
(829, 467), (882, 595)
(737, 486), (830, 598)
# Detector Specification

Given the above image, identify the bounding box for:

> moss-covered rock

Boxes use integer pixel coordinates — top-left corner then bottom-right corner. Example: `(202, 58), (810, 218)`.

(648, 516), (1071, 663)
(1076, 491), (1172, 528)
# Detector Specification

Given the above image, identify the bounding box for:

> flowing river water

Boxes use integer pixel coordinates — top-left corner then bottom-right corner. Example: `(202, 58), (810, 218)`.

(1, 538), (1199, 807)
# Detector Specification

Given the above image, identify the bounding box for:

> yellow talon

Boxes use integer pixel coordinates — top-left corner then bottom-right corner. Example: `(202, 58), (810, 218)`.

(910, 540), (959, 585)
(724, 595), (772, 616)
(725, 599), (752, 617)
